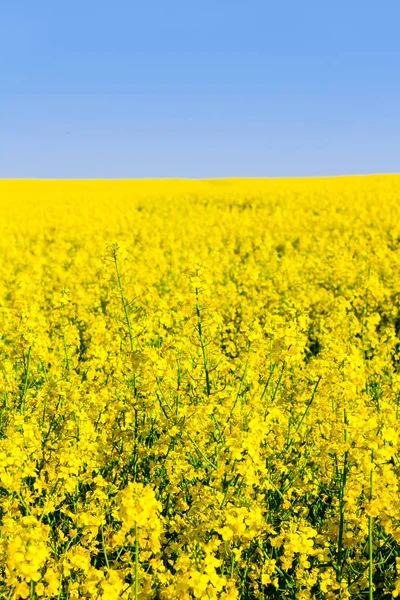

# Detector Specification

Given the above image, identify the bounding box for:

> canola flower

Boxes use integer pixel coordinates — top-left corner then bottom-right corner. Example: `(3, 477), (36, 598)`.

(0, 176), (400, 599)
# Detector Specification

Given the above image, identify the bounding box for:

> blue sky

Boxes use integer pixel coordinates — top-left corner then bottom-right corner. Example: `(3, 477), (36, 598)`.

(1, 1), (399, 178)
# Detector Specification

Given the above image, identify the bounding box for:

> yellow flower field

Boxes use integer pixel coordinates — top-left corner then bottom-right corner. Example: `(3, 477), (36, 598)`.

(1, 176), (400, 599)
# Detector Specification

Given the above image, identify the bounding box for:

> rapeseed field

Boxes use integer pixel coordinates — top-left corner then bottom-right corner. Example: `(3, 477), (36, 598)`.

(1, 176), (400, 600)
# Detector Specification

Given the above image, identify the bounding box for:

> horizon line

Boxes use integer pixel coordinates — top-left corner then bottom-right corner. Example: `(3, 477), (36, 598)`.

(1, 172), (399, 182)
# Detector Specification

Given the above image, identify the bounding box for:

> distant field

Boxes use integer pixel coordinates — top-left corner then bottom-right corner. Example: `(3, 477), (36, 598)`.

(1, 176), (400, 599)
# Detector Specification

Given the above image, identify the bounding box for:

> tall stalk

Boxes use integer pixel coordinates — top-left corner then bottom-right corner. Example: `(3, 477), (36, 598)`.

(112, 246), (134, 355)
(195, 286), (211, 396)
(20, 345), (32, 414)
(337, 408), (349, 584)
(368, 450), (374, 600)
(135, 523), (139, 600)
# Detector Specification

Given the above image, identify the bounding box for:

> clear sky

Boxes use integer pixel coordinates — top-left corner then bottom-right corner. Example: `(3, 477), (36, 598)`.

(1, 1), (400, 178)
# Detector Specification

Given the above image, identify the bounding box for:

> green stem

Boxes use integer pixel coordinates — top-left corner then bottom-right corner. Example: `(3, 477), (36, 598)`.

(219, 361), (248, 442)
(295, 376), (321, 434)
(61, 315), (70, 376)
(187, 432), (217, 469)
(262, 362), (277, 420)
(113, 248), (134, 354)
(101, 525), (110, 569)
(337, 408), (348, 584)
(20, 345), (32, 414)
(135, 523), (139, 600)
(270, 360), (286, 405)
(369, 450), (374, 600)
(195, 287), (211, 396)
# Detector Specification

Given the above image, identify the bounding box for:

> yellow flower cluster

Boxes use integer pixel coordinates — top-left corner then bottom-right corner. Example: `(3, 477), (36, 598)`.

(1, 176), (400, 598)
